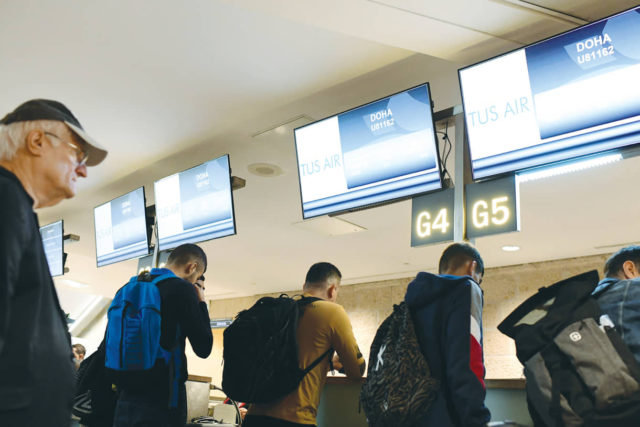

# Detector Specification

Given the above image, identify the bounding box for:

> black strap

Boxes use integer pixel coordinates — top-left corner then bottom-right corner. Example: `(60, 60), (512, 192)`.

(296, 295), (322, 306)
(302, 347), (333, 376)
(295, 295), (333, 376)
(543, 345), (564, 426)
(550, 381), (562, 426)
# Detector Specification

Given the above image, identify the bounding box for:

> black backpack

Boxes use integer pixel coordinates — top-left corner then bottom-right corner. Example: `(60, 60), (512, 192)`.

(222, 294), (332, 403)
(72, 341), (117, 427)
(498, 270), (640, 426)
(360, 302), (439, 427)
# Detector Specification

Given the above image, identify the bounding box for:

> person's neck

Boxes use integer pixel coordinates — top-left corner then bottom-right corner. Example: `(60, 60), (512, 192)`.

(164, 264), (182, 278)
(165, 264), (194, 282)
(303, 287), (327, 301)
(0, 160), (40, 208)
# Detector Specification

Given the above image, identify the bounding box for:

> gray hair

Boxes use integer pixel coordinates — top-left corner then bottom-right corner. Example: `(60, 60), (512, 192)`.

(0, 120), (63, 162)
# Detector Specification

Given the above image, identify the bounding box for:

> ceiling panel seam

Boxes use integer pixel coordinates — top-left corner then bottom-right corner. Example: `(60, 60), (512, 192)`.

(367, 0), (527, 45)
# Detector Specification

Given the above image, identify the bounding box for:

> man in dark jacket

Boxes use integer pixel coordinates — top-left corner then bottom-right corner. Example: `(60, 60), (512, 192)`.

(0, 100), (107, 426)
(405, 242), (490, 427)
(593, 245), (640, 364)
(111, 243), (213, 427)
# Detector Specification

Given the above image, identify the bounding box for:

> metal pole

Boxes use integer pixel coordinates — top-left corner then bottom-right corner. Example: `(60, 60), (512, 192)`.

(151, 216), (160, 268)
(453, 109), (474, 244)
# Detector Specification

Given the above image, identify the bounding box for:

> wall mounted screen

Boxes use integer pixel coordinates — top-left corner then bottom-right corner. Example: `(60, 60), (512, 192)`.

(294, 83), (442, 219)
(154, 154), (236, 251)
(94, 187), (149, 267)
(459, 6), (640, 180)
(40, 220), (63, 277)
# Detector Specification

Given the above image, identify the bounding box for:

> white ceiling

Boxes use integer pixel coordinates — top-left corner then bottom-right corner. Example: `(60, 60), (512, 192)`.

(2, 0), (638, 300)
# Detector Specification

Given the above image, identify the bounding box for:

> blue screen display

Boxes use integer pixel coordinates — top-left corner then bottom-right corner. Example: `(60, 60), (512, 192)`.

(94, 187), (149, 267)
(40, 220), (63, 277)
(154, 154), (236, 251)
(295, 83), (441, 219)
(460, 6), (640, 179)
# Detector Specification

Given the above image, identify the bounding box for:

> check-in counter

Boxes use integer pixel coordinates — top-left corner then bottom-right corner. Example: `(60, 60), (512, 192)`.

(317, 376), (533, 427)
(186, 374), (213, 422)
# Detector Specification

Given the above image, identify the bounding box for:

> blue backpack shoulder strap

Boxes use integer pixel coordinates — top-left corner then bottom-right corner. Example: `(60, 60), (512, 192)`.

(148, 272), (176, 286)
(120, 272), (175, 300)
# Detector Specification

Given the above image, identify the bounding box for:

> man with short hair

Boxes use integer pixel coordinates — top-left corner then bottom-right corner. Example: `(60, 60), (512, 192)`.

(404, 242), (491, 427)
(72, 343), (87, 362)
(0, 99), (107, 426)
(72, 343), (87, 369)
(111, 243), (213, 427)
(245, 262), (365, 427)
(593, 245), (640, 363)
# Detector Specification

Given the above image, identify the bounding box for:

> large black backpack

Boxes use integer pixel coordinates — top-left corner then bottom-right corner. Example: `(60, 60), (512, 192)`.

(498, 270), (640, 426)
(72, 341), (117, 427)
(222, 294), (332, 403)
(360, 302), (439, 427)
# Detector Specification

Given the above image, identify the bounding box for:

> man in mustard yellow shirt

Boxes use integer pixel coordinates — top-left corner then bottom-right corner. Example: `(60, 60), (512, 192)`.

(245, 262), (366, 427)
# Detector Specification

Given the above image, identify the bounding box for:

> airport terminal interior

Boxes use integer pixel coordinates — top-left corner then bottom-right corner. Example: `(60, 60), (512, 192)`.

(3, 1), (640, 426)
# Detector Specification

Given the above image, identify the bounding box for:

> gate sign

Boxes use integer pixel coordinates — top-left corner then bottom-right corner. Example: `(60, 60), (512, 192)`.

(411, 188), (455, 247)
(465, 176), (519, 239)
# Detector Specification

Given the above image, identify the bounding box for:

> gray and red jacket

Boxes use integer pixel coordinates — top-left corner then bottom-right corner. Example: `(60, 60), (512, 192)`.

(404, 272), (491, 427)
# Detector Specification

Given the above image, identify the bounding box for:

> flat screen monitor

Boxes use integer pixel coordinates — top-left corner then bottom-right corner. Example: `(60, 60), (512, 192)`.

(40, 220), (64, 277)
(94, 187), (150, 267)
(459, 6), (640, 180)
(154, 154), (236, 251)
(294, 83), (442, 219)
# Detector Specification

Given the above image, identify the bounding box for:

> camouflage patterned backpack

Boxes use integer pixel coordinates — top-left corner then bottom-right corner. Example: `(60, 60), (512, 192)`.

(360, 302), (439, 427)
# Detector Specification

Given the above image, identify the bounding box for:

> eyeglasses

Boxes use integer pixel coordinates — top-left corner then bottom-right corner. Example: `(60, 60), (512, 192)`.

(44, 132), (89, 166)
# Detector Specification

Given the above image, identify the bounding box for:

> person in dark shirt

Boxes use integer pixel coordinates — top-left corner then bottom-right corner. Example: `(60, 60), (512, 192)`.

(0, 99), (107, 427)
(73, 343), (87, 369)
(112, 243), (213, 427)
(405, 242), (490, 427)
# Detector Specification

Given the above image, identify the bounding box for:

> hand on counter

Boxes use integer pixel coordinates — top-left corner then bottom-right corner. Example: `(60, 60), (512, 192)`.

(332, 353), (344, 373)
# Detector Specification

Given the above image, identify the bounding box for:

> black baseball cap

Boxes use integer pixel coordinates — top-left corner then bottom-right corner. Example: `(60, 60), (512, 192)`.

(0, 99), (107, 166)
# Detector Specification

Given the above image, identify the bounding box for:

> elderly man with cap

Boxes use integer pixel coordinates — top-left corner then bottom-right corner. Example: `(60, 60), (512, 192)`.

(0, 99), (107, 426)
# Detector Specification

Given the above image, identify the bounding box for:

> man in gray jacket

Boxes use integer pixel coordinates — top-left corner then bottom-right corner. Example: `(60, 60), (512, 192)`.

(0, 99), (107, 426)
(593, 245), (640, 363)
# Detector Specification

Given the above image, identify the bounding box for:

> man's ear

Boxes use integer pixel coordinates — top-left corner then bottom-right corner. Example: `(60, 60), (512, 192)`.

(25, 130), (47, 157)
(465, 260), (477, 277)
(622, 260), (640, 279)
(187, 262), (199, 276)
(328, 284), (339, 301)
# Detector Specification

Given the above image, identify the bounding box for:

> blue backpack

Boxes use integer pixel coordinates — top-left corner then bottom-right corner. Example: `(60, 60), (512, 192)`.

(105, 271), (175, 372)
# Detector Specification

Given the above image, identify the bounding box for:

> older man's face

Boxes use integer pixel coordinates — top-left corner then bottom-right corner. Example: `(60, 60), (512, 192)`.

(39, 126), (88, 206)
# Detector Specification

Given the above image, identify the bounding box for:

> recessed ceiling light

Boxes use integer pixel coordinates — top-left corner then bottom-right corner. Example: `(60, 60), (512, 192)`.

(247, 163), (283, 177)
(501, 245), (520, 252)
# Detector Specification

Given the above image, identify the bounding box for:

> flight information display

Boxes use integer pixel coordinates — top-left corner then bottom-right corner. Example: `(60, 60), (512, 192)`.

(154, 154), (236, 251)
(295, 83), (442, 219)
(40, 220), (63, 277)
(459, 6), (640, 179)
(94, 187), (149, 267)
